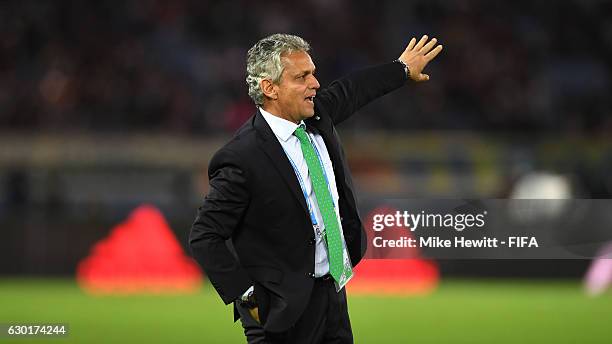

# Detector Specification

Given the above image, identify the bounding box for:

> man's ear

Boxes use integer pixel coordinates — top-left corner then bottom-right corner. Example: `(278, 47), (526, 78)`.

(261, 79), (278, 100)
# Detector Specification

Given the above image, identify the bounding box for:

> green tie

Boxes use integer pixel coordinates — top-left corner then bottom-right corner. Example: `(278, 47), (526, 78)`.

(294, 125), (352, 284)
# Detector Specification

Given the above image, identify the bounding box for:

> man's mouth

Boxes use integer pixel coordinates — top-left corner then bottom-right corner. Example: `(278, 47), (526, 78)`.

(305, 95), (315, 104)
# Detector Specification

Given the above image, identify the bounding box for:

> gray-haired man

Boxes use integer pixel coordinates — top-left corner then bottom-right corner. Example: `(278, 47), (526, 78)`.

(189, 33), (442, 343)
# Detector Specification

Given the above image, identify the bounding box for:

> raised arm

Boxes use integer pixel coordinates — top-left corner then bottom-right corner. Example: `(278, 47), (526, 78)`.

(315, 35), (443, 125)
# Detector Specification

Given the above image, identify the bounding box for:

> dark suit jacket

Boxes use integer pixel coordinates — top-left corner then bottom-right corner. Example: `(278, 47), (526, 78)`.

(189, 61), (407, 332)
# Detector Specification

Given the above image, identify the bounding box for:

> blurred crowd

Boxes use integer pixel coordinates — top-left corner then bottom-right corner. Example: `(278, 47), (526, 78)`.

(1, 0), (611, 134)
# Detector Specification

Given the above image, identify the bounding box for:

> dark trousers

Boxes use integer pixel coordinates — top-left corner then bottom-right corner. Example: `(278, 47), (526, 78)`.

(237, 276), (353, 344)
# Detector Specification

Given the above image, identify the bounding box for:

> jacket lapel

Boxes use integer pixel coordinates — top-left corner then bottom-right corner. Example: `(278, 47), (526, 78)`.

(254, 110), (309, 215)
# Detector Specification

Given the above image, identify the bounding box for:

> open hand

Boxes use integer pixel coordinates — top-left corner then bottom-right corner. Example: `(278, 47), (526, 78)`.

(398, 35), (443, 82)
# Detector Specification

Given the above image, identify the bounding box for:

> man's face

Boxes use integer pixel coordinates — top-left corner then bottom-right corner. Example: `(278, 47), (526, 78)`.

(274, 51), (320, 123)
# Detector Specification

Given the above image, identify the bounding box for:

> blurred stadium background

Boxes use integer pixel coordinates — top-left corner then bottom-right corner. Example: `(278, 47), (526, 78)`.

(1, 0), (611, 343)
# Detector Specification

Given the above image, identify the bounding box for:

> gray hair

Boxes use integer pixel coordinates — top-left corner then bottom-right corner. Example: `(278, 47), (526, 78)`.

(246, 34), (311, 106)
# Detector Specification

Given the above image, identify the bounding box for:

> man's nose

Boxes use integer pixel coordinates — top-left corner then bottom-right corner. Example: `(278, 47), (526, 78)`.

(310, 76), (320, 89)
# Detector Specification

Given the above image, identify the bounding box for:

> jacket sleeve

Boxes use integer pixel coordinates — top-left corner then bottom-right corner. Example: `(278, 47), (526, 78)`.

(315, 61), (408, 125)
(189, 147), (252, 304)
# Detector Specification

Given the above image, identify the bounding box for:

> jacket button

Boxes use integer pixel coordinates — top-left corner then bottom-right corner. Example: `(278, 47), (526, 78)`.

(308, 238), (315, 245)
(306, 272), (315, 278)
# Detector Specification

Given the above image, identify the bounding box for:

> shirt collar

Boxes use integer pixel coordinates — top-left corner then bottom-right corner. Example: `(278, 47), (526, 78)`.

(259, 107), (306, 142)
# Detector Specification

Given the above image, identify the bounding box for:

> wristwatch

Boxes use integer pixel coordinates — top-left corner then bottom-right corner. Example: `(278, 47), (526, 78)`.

(239, 289), (257, 309)
(395, 59), (410, 79)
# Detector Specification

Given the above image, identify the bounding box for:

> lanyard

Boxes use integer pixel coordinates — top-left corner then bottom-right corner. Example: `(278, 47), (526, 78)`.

(283, 129), (337, 228)
(286, 151), (318, 226)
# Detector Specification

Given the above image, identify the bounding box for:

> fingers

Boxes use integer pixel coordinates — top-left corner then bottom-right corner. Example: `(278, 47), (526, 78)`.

(406, 37), (416, 51)
(414, 35), (428, 51)
(249, 307), (260, 324)
(420, 37), (438, 54)
(425, 44), (443, 61)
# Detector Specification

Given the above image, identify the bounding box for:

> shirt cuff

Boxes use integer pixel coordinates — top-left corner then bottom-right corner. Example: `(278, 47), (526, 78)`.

(240, 285), (254, 301)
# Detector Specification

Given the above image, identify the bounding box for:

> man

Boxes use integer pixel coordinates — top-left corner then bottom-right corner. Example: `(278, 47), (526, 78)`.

(189, 33), (442, 343)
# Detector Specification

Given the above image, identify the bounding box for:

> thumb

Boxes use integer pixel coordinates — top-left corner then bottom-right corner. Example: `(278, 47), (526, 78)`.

(418, 73), (430, 82)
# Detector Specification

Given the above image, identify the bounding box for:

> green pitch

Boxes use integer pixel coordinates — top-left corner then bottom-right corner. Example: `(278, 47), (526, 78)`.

(1, 279), (611, 343)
